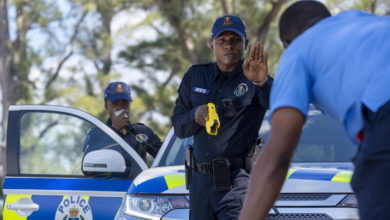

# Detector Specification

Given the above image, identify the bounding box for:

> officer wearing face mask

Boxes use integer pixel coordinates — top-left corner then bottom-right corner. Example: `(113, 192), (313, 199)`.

(84, 82), (162, 165)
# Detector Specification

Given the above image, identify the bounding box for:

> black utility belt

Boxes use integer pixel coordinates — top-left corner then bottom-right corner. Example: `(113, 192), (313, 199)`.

(195, 157), (244, 191)
(195, 157), (244, 175)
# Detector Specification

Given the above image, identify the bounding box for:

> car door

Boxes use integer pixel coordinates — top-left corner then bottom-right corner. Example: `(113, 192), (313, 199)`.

(3, 105), (148, 220)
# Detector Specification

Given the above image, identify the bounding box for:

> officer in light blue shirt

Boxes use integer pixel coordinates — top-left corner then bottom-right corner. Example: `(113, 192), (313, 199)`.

(240, 1), (390, 220)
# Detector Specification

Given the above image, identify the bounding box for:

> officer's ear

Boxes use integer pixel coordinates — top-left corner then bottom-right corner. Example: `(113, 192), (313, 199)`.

(282, 40), (290, 49)
(244, 38), (249, 50)
(209, 40), (214, 50)
(104, 100), (108, 110)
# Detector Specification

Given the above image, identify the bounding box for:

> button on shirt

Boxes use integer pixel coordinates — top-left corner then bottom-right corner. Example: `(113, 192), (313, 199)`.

(171, 62), (272, 162)
(269, 10), (390, 144)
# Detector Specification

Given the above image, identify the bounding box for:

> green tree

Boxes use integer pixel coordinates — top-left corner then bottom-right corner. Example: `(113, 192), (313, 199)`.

(0, 0), (89, 172)
(0, 0), (134, 174)
(119, 0), (288, 137)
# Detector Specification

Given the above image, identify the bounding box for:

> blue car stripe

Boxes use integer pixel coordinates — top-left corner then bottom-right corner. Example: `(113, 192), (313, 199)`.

(3, 177), (132, 192)
(288, 169), (339, 181)
(129, 176), (168, 194)
(88, 197), (123, 220)
(29, 195), (63, 220)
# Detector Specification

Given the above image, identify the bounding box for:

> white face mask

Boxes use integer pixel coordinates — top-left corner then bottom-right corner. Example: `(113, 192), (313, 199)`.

(114, 109), (128, 118)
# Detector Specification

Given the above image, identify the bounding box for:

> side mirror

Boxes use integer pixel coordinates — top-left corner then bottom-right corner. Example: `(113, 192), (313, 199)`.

(82, 149), (126, 174)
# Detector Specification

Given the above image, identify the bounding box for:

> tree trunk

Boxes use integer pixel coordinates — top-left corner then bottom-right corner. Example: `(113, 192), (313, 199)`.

(97, 1), (113, 77)
(254, 0), (287, 45)
(220, 0), (233, 15)
(155, 0), (200, 64)
(0, 0), (17, 174)
(371, 0), (377, 14)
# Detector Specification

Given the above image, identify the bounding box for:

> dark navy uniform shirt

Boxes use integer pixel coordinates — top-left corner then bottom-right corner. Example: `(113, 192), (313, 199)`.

(84, 119), (162, 161)
(171, 62), (272, 162)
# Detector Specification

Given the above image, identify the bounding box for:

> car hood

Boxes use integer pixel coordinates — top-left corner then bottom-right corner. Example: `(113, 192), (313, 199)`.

(129, 166), (187, 194)
(282, 163), (354, 193)
(128, 163), (354, 194)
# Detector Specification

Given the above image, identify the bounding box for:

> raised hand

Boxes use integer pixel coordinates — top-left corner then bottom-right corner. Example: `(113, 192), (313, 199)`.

(243, 42), (268, 84)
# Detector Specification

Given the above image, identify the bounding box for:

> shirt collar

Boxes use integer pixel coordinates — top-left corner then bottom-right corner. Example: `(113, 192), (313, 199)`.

(106, 118), (135, 133)
(213, 60), (244, 81)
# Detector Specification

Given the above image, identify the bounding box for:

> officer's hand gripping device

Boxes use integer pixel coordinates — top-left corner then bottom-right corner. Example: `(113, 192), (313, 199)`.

(206, 103), (220, 135)
(185, 145), (194, 190)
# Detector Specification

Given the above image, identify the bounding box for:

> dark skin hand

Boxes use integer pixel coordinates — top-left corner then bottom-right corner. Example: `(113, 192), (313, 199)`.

(111, 110), (129, 134)
(106, 99), (130, 135)
(243, 42), (268, 84)
(195, 104), (208, 126)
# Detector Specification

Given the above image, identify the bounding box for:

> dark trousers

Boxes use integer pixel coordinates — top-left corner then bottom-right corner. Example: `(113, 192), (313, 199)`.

(351, 100), (390, 220)
(189, 168), (249, 220)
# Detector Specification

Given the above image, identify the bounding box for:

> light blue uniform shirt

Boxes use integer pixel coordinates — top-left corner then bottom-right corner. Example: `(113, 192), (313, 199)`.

(270, 10), (390, 144)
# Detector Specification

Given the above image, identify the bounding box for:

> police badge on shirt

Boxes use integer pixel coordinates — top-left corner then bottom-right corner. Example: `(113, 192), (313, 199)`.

(136, 134), (149, 143)
(234, 82), (248, 97)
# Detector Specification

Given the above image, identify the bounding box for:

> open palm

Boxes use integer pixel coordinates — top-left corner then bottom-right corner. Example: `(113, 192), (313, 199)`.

(243, 42), (268, 83)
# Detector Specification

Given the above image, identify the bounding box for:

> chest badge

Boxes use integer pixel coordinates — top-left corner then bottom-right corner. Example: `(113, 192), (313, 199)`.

(136, 134), (149, 143)
(234, 83), (248, 97)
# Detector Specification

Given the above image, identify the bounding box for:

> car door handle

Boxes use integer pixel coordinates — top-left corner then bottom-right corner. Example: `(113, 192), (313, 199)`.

(7, 197), (39, 217)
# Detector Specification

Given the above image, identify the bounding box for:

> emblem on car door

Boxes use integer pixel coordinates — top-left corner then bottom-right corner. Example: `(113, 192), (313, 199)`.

(55, 195), (93, 220)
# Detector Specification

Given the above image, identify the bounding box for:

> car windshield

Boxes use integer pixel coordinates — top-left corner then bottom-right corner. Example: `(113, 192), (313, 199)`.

(158, 111), (358, 166)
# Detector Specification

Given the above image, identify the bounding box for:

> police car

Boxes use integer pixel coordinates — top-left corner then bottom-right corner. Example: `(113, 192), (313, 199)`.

(3, 105), (149, 220)
(3, 105), (359, 220)
(115, 110), (360, 220)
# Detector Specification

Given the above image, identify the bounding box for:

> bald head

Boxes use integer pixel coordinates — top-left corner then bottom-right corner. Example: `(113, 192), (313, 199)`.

(279, 0), (331, 48)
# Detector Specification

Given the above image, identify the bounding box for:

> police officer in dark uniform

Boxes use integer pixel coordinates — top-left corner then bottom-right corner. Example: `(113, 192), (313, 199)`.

(84, 81), (162, 168)
(171, 15), (272, 220)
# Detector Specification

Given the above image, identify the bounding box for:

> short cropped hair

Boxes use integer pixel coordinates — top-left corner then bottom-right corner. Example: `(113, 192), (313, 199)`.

(279, 0), (331, 44)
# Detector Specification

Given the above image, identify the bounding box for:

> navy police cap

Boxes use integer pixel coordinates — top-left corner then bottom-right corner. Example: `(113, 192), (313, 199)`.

(211, 15), (247, 39)
(104, 81), (132, 102)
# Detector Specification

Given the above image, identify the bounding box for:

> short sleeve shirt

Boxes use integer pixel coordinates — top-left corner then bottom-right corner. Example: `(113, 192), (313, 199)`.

(270, 10), (390, 143)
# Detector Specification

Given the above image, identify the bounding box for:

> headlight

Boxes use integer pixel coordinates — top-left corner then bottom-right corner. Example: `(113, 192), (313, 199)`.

(122, 194), (189, 219)
(338, 194), (358, 208)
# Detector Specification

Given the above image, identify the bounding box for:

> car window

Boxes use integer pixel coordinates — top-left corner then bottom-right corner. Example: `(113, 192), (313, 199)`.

(19, 112), (116, 175)
(159, 135), (193, 166)
(158, 112), (357, 166)
(260, 111), (357, 162)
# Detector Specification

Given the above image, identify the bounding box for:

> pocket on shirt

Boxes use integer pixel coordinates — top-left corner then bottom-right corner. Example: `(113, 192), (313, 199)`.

(191, 91), (210, 107)
(235, 90), (255, 111)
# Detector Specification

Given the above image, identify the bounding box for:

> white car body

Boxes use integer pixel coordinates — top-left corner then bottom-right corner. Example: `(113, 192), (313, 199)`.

(117, 111), (360, 220)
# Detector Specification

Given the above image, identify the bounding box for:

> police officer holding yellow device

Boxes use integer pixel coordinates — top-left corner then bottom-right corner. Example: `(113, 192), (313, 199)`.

(171, 15), (272, 219)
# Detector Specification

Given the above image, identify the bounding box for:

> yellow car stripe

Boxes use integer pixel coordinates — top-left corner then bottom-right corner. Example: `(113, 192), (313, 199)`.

(3, 194), (31, 220)
(331, 170), (353, 183)
(164, 173), (186, 189)
(286, 168), (297, 179)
